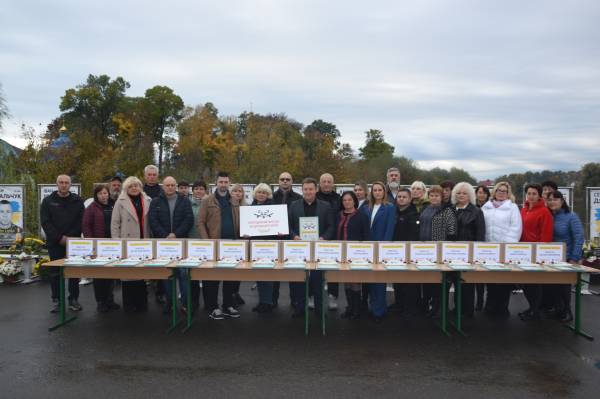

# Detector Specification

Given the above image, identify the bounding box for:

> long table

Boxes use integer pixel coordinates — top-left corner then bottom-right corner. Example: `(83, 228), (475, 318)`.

(45, 260), (597, 339)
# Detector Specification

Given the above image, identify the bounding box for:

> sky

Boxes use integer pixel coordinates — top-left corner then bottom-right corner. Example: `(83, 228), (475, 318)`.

(1, 0), (599, 180)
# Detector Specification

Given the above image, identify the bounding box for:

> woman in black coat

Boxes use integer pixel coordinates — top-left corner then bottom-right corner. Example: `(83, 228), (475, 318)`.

(336, 191), (370, 319)
(452, 182), (486, 317)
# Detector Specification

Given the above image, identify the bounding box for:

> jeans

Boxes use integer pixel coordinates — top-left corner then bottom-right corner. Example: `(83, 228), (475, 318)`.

(368, 283), (387, 317)
(257, 281), (274, 305)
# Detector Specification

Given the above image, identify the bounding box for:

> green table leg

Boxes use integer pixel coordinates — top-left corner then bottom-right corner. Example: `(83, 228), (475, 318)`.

(321, 272), (327, 336)
(565, 273), (594, 340)
(304, 271), (309, 336)
(182, 268), (193, 333)
(440, 272), (449, 336)
(49, 266), (77, 332)
(167, 272), (182, 333)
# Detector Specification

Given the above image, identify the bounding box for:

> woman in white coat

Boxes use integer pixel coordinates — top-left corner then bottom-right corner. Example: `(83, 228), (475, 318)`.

(481, 181), (522, 317)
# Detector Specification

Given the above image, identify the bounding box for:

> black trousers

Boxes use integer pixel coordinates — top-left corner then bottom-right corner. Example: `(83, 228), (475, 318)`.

(202, 280), (237, 311)
(523, 284), (543, 314)
(48, 245), (79, 301)
(290, 271), (324, 314)
(554, 284), (572, 314)
(93, 279), (115, 304)
(393, 283), (420, 314)
(122, 281), (147, 311)
(485, 284), (512, 315)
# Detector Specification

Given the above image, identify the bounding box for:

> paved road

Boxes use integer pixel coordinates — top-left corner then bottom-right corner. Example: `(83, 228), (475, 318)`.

(1, 281), (599, 398)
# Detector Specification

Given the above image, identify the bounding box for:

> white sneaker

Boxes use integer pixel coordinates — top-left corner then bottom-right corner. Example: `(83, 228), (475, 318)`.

(209, 308), (225, 320)
(328, 294), (338, 311)
(223, 306), (240, 318)
(308, 297), (315, 309)
(79, 278), (92, 285)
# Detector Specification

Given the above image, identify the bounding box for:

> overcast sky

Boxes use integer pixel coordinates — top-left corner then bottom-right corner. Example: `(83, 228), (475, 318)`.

(1, 0), (599, 179)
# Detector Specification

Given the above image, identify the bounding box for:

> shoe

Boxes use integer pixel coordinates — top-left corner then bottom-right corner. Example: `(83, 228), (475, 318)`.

(233, 293), (245, 306)
(107, 301), (120, 311)
(518, 309), (531, 320)
(155, 295), (166, 305)
(68, 299), (83, 311)
(97, 303), (110, 313)
(328, 294), (338, 311)
(559, 310), (573, 323)
(79, 278), (92, 286)
(519, 310), (540, 321)
(308, 297), (315, 310)
(209, 308), (225, 320)
(50, 300), (59, 314)
(252, 303), (273, 313)
(223, 306), (241, 318)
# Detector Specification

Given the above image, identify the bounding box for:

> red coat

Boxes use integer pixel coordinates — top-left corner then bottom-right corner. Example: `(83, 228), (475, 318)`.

(520, 199), (553, 242)
(82, 201), (111, 238)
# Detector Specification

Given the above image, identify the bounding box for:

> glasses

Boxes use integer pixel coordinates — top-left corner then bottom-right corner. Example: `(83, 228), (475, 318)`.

(279, 178), (291, 181)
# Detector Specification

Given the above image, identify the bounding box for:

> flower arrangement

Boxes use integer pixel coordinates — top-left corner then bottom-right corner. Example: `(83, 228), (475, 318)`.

(0, 257), (23, 279)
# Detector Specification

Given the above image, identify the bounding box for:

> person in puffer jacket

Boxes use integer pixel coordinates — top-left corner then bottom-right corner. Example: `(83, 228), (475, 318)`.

(481, 181), (522, 317)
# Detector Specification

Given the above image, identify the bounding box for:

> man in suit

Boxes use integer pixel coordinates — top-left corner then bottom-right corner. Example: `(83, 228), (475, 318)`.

(288, 177), (335, 318)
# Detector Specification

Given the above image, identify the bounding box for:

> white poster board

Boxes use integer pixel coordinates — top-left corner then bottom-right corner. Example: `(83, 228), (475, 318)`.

(156, 240), (184, 259)
(315, 242), (343, 262)
(218, 240), (247, 261)
(67, 239), (94, 258)
(588, 188), (600, 240)
(187, 240), (216, 260)
(504, 243), (533, 263)
(96, 240), (123, 259)
(0, 184), (24, 247)
(378, 242), (407, 262)
(240, 204), (289, 237)
(473, 243), (501, 263)
(409, 243), (438, 263)
(441, 242), (471, 263)
(283, 241), (312, 261)
(126, 240), (154, 259)
(535, 243), (565, 264)
(250, 241), (280, 261)
(346, 242), (375, 262)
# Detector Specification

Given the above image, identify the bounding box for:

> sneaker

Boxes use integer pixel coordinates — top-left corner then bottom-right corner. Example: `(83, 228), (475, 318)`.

(106, 301), (121, 311)
(308, 297), (315, 310)
(68, 299), (83, 311)
(79, 278), (92, 286)
(223, 306), (241, 318)
(209, 308), (225, 320)
(328, 294), (338, 311)
(50, 300), (59, 314)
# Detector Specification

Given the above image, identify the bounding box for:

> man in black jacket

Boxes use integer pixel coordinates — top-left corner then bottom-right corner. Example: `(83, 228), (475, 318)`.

(40, 175), (85, 313)
(148, 176), (194, 313)
(271, 171), (302, 307)
(288, 177), (335, 318)
(391, 188), (421, 316)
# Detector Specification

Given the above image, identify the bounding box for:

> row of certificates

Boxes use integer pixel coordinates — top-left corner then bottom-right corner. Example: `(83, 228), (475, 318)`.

(64, 239), (576, 270)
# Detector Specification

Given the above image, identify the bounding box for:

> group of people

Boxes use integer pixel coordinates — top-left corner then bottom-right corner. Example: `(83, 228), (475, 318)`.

(40, 166), (584, 324)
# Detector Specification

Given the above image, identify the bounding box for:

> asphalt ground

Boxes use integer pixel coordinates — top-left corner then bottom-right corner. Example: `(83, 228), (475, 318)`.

(1, 280), (600, 399)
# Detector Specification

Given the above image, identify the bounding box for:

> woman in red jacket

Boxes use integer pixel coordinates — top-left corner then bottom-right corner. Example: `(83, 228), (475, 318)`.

(82, 184), (119, 313)
(518, 183), (553, 321)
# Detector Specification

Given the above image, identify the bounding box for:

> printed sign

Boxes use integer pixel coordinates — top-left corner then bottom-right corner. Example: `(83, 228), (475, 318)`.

(441, 243), (471, 263)
(535, 244), (565, 264)
(283, 241), (311, 261)
(218, 240), (247, 261)
(410, 243), (438, 263)
(67, 239), (94, 257)
(315, 242), (343, 262)
(0, 185), (24, 247)
(250, 241), (280, 261)
(240, 204), (289, 237)
(96, 240), (123, 259)
(504, 243), (533, 263)
(346, 242), (374, 262)
(589, 188), (600, 240)
(378, 242), (407, 262)
(473, 243), (501, 263)
(299, 217), (319, 240)
(156, 240), (183, 259)
(126, 240), (153, 259)
(187, 240), (215, 260)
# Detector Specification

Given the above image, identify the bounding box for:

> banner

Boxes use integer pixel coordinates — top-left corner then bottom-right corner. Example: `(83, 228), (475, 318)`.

(0, 185), (24, 247)
(588, 187), (600, 240)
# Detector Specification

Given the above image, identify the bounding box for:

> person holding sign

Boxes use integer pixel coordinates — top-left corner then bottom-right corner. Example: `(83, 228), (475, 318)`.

(360, 181), (396, 322)
(518, 183), (554, 321)
(288, 177), (335, 318)
(198, 172), (241, 320)
(336, 191), (370, 319)
(111, 176), (152, 312)
(547, 190), (584, 322)
(249, 183), (279, 313)
(82, 184), (119, 313)
(148, 177), (194, 314)
(40, 174), (85, 313)
(452, 182), (486, 317)
(418, 185), (457, 318)
(481, 181), (522, 318)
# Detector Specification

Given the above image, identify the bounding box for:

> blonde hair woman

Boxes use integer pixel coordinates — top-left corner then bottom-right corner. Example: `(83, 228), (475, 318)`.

(411, 180), (429, 213)
(111, 176), (152, 312)
(230, 184), (247, 206)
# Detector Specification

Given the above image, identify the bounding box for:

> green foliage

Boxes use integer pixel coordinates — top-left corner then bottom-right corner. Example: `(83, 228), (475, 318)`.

(359, 129), (395, 160)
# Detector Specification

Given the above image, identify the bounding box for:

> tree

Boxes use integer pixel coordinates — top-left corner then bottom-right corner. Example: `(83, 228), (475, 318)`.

(0, 83), (9, 131)
(359, 129), (395, 160)
(304, 119), (341, 149)
(141, 86), (184, 173)
(59, 74), (130, 141)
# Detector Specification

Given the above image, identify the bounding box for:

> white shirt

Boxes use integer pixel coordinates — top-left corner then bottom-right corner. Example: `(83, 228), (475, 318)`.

(371, 204), (381, 227)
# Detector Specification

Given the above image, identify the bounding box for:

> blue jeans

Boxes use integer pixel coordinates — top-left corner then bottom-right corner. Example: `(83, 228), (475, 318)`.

(257, 281), (274, 305)
(166, 269), (189, 306)
(369, 283), (387, 317)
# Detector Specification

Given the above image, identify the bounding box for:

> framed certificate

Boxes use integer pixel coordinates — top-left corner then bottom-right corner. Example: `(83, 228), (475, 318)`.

(96, 240), (123, 259)
(473, 243), (501, 263)
(67, 239), (94, 258)
(156, 240), (184, 259)
(299, 217), (319, 241)
(378, 242), (407, 262)
(441, 242), (471, 263)
(218, 240), (248, 261)
(504, 243), (533, 263)
(535, 243), (565, 264)
(250, 241), (280, 261)
(283, 241), (312, 262)
(187, 240), (216, 260)
(125, 240), (153, 260)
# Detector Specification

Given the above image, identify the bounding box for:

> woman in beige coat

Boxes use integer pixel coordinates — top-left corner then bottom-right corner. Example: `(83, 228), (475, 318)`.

(111, 176), (152, 312)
